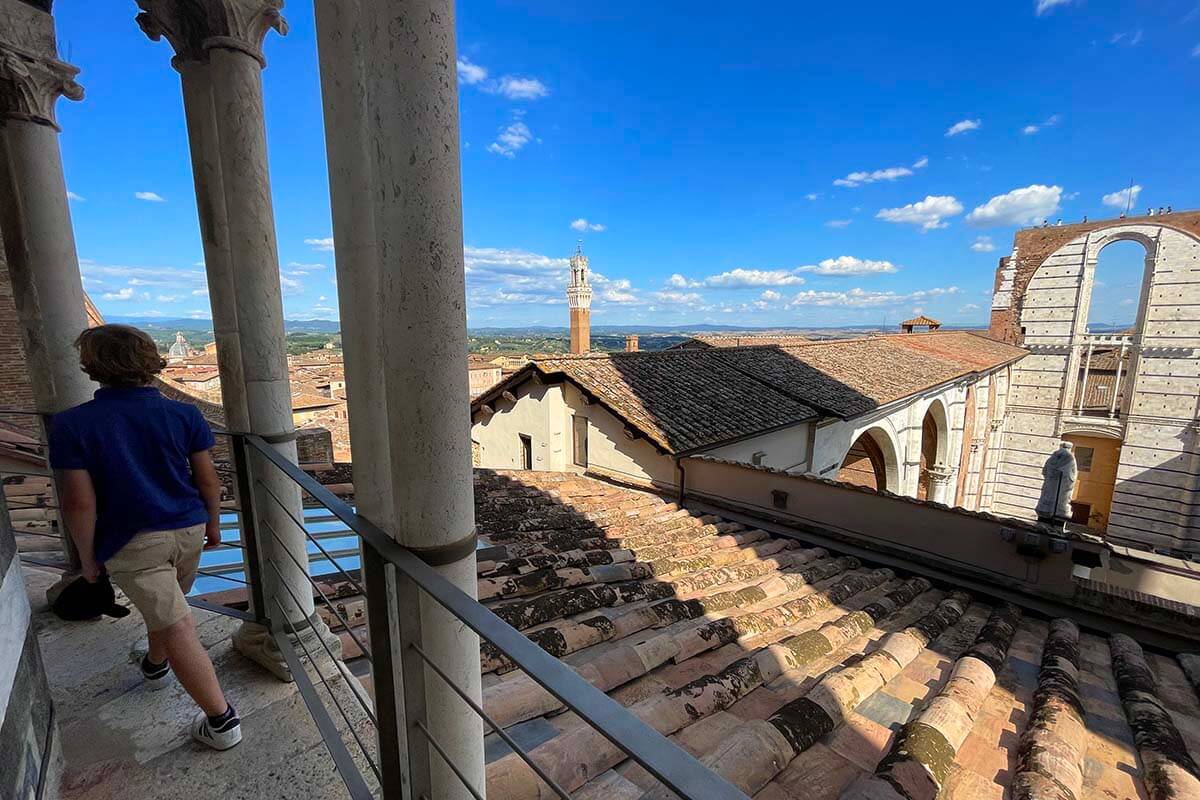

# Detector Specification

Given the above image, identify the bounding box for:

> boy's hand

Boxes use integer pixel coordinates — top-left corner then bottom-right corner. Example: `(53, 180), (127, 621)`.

(81, 559), (101, 584)
(204, 520), (222, 550)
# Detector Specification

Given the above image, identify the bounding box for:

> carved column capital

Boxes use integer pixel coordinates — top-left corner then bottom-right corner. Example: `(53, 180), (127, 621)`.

(0, 45), (83, 129)
(136, 0), (288, 69)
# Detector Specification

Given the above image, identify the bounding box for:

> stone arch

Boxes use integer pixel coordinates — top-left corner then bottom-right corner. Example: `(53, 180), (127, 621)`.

(1082, 232), (1157, 337)
(917, 398), (950, 500)
(836, 426), (900, 493)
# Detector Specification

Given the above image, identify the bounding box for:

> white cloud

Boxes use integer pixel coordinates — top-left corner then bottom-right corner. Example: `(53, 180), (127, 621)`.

(102, 288), (135, 301)
(456, 57), (487, 85)
(666, 274), (699, 289)
(155, 294), (182, 303)
(760, 290), (782, 302)
(1035, 0), (1073, 15)
(491, 76), (549, 101)
(135, 191), (166, 202)
(971, 236), (996, 252)
(649, 290), (704, 305)
(1193, 43), (1200, 57)
(192, 288), (209, 296)
(798, 256), (898, 276)
(912, 156), (929, 169)
(945, 119), (981, 137)
(702, 269), (807, 288)
(280, 276), (304, 296)
(487, 120), (533, 158)
(805, 193), (820, 201)
(305, 237), (336, 252)
(833, 165), (913, 188)
(826, 219), (852, 229)
(1102, 184), (1143, 209)
(959, 303), (981, 313)
(966, 184), (1063, 227)
(1111, 30), (1144, 46)
(595, 275), (639, 304)
(877, 195), (963, 231)
(570, 218), (606, 232)
(1022, 114), (1061, 135)
(67, 191), (85, 202)
(788, 286), (959, 308)
(80, 261), (207, 293)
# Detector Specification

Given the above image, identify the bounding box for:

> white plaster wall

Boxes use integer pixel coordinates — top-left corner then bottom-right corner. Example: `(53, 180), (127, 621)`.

(703, 423), (810, 472)
(471, 381), (566, 470)
(560, 383), (678, 488)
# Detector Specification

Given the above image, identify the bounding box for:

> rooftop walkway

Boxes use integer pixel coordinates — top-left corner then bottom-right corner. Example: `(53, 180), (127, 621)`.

(21, 564), (371, 800)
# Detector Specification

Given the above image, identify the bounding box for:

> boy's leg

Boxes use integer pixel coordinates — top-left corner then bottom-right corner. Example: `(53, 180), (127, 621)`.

(107, 529), (228, 714)
(157, 614), (227, 715)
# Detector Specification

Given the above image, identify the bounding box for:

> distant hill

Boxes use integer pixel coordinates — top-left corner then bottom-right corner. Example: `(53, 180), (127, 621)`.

(108, 316), (342, 334)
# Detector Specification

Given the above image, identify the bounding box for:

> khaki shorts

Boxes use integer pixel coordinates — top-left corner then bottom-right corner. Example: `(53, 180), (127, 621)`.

(105, 523), (206, 632)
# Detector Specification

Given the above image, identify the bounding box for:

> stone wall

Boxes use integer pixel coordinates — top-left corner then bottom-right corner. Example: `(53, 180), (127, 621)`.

(0, 494), (57, 799)
(987, 215), (1200, 553)
(989, 211), (1200, 345)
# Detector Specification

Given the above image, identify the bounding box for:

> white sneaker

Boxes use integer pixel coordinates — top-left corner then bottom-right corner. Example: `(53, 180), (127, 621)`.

(140, 656), (174, 692)
(191, 708), (243, 751)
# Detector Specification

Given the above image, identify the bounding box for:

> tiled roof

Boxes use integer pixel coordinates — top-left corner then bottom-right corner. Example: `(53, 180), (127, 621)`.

(715, 333), (1025, 417)
(476, 333), (1026, 451)
(454, 470), (1200, 800)
(900, 314), (941, 326)
(688, 334), (812, 348)
(291, 392), (342, 411)
(533, 351), (820, 453)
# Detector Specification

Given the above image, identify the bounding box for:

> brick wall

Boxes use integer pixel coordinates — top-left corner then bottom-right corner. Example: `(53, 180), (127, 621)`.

(989, 211), (1200, 344)
(0, 250), (37, 434)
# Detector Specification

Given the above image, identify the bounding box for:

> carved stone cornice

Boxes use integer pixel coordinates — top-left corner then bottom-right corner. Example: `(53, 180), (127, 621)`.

(0, 44), (83, 129)
(136, 0), (288, 69)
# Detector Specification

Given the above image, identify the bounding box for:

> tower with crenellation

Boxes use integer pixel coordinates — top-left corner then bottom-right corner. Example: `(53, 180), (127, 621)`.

(566, 241), (592, 354)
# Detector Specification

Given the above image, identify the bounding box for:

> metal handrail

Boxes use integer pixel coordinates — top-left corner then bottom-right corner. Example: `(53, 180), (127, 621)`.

(241, 432), (749, 800)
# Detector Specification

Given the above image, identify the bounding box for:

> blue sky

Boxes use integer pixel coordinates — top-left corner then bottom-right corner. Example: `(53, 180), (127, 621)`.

(55, 1), (1200, 329)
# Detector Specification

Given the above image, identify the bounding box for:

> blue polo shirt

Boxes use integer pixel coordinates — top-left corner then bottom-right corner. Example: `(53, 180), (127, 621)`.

(48, 387), (215, 562)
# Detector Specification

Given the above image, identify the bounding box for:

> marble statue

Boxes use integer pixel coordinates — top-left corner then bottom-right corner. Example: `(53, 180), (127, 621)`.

(1036, 442), (1078, 523)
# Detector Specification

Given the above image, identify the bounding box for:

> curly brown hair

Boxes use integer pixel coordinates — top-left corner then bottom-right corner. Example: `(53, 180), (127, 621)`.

(75, 325), (166, 388)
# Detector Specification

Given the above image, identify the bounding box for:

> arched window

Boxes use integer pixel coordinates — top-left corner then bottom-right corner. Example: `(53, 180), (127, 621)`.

(1087, 240), (1149, 334)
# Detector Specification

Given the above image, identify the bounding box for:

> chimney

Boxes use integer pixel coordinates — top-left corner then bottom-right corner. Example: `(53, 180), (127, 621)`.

(625, 334), (639, 352)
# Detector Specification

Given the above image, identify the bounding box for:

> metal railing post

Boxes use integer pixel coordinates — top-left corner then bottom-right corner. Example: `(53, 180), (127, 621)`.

(363, 543), (410, 800)
(395, 566), (433, 800)
(230, 433), (269, 624)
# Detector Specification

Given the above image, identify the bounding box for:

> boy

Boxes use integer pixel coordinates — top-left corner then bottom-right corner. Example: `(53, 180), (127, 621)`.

(49, 324), (242, 750)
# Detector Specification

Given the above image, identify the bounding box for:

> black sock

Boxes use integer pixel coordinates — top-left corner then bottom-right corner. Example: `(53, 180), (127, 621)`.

(141, 655), (169, 676)
(208, 704), (238, 730)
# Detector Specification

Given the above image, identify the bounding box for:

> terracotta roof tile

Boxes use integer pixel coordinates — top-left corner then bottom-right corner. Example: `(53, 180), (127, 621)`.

(444, 469), (1200, 800)
(690, 334), (812, 347)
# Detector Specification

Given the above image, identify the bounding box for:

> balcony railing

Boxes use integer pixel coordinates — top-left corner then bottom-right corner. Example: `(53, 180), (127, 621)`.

(1072, 334), (1134, 420)
(0, 408), (747, 800)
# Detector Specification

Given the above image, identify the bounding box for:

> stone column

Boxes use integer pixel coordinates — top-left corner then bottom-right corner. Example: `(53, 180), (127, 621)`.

(927, 465), (955, 505)
(312, 0), (391, 524)
(0, 5), (98, 580)
(359, 1), (486, 796)
(136, 0), (336, 681)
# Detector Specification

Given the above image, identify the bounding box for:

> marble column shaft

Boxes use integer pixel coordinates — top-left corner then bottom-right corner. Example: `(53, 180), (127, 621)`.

(359, 0), (486, 796)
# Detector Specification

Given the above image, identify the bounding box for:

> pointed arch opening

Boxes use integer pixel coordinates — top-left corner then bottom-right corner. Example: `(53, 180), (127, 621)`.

(837, 427), (900, 494)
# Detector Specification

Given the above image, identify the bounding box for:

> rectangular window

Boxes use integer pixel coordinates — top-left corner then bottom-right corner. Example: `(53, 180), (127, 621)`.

(573, 416), (589, 468)
(519, 434), (533, 470)
(1075, 446), (1094, 472)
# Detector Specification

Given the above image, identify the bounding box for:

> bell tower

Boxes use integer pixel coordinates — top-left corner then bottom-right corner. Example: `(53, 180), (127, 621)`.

(567, 241), (592, 354)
